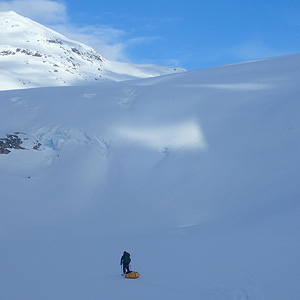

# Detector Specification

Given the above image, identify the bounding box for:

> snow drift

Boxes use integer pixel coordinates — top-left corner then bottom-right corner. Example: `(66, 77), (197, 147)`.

(0, 53), (300, 299)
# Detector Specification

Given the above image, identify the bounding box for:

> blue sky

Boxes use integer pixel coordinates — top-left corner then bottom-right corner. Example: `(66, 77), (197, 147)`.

(1, 0), (300, 70)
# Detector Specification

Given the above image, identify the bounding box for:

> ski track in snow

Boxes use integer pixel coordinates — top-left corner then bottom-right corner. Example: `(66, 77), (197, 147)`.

(119, 88), (137, 107)
(207, 287), (254, 300)
(83, 93), (96, 100)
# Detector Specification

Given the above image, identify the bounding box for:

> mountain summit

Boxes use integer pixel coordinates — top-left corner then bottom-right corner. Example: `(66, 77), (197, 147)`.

(0, 11), (185, 90)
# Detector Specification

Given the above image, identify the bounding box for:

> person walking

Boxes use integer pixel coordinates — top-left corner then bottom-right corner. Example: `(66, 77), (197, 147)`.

(120, 251), (131, 275)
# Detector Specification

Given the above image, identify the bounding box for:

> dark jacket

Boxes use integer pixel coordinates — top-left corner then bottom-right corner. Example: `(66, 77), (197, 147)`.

(121, 251), (131, 265)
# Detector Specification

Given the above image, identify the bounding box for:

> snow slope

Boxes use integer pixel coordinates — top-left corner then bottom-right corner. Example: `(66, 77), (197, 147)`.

(0, 11), (185, 91)
(0, 53), (300, 299)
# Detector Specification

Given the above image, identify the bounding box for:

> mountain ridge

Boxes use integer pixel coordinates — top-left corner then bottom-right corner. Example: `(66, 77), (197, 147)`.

(0, 11), (185, 91)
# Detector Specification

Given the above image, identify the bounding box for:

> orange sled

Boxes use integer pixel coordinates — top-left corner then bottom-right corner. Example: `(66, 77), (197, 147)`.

(125, 271), (140, 279)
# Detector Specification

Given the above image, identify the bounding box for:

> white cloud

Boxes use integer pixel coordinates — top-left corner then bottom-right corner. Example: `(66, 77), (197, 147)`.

(232, 38), (288, 61)
(50, 24), (128, 61)
(0, 0), (165, 62)
(0, 0), (67, 23)
(0, 0), (130, 61)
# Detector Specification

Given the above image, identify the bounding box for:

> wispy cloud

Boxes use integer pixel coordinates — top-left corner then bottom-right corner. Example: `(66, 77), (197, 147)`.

(0, 0), (67, 23)
(0, 0), (133, 61)
(232, 38), (288, 61)
(51, 24), (128, 61)
(0, 0), (180, 64)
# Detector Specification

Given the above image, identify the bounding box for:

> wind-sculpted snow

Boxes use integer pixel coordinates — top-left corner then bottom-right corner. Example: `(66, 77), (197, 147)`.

(181, 82), (273, 91)
(0, 53), (300, 300)
(115, 120), (207, 150)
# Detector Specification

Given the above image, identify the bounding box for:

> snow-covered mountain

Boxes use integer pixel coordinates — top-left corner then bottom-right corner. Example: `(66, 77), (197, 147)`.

(0, 11), (185, 91)
(1, 28), (300, 299)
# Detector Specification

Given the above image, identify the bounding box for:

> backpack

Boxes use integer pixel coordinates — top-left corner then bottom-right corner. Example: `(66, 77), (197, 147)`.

(123, 252), (131, 265)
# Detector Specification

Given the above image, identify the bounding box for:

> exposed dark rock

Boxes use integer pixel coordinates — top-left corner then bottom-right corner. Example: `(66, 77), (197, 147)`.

(0, 50), (15, 56)
(0, 133), (25, 153)
(0, 148), (10, 154)
(47, 39), (63, 45)
(33, 52), (42, 57)
(0, 132), (43, 154)
(0, 48), (44, 58)
(71, 48), (81, 55)
(33, 142), (42, 150)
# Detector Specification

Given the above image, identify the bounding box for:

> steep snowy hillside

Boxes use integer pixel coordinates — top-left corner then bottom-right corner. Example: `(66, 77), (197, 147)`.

(0, 53), (300, 300)
(0, 11), (184, 91)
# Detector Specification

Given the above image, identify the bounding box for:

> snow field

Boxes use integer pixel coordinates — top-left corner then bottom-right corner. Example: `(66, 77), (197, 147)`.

(0, 53), (300, 299)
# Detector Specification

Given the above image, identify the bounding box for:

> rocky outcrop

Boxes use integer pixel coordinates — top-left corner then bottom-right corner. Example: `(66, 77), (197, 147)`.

(0, 133), (25, 154)
(0, 132), (42, 154)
